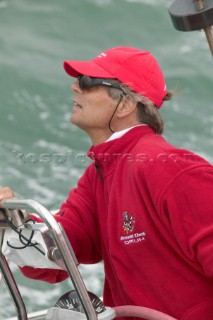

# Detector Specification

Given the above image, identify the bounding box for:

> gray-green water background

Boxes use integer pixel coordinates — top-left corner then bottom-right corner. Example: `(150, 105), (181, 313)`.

(0, 0), (212, 318)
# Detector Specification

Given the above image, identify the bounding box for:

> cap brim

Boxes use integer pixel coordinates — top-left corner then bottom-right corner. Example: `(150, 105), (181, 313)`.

(63, 60), (113, 78)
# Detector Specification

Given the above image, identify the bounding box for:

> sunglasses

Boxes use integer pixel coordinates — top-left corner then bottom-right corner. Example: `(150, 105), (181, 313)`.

(78, 75), (126, 94)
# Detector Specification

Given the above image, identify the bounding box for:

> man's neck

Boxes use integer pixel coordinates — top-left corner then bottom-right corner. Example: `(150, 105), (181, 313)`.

(106, 124), (147, 142)
(82, 116), (142, 146)
(88, 123), (143, 146)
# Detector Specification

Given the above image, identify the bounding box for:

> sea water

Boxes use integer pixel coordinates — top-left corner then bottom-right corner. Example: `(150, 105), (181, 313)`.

(0, 0), (212, 318)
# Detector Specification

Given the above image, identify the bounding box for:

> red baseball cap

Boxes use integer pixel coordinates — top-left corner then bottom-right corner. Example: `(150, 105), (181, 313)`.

(64, 46), (167, 108)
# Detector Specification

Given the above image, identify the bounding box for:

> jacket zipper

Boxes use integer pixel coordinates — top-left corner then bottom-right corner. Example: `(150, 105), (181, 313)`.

(94, 161), (128, 305)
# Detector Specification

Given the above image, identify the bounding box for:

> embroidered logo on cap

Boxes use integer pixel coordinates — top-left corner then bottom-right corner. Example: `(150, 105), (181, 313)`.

(97, 52), (107, 58)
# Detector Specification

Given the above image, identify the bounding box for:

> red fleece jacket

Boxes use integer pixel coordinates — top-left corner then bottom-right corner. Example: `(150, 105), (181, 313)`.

(21, 126), (213, 319)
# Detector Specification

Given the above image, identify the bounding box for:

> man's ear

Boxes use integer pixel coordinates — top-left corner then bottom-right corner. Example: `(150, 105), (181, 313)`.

(117, 96), (137, 118)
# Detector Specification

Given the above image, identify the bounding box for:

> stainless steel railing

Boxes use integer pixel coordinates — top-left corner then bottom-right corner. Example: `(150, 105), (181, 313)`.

(0, 199), (97, 320)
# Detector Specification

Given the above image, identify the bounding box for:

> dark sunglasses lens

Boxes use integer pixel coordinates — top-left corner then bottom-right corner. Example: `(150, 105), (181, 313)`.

(78, 76), (92, 90)
(78, 75), (124, 94)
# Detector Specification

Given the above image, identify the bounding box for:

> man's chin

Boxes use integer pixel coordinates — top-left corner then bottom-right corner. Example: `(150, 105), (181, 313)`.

(70, 117), (84, 130)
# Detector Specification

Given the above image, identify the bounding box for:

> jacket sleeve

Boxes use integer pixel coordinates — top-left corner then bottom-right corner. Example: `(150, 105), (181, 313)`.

(159, 164), (213, 278)
(20, 165), (102, 283)
(20, 266), (69, 283)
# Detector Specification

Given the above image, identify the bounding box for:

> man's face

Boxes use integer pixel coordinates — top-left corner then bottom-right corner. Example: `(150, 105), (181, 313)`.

(70, 78), (120, 135)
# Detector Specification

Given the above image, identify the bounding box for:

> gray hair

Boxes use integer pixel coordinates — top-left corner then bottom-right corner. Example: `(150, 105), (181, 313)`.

(106, 80), (173, 135)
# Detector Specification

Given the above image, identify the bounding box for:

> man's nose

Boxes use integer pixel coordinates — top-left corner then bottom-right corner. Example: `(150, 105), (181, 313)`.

(71, 80), (83, 93)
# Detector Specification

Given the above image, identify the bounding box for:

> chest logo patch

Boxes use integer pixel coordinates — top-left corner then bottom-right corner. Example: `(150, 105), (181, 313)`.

(121, 211), (146, 245)
(122, 211), (135, 234)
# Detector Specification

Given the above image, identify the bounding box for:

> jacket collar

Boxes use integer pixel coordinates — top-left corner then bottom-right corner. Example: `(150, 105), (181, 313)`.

(87, 126), (155, 165)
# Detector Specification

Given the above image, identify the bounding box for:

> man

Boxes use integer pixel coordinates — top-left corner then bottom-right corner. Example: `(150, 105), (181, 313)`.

(1, 46), (213, 319)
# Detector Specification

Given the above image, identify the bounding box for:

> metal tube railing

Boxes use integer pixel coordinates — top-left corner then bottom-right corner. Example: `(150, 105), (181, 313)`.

(0, 251), (28, 320)
(1, 199), (97, 320)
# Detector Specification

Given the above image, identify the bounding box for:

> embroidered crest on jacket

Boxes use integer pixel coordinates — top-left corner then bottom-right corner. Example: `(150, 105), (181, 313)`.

(122, 211), (135, 234)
